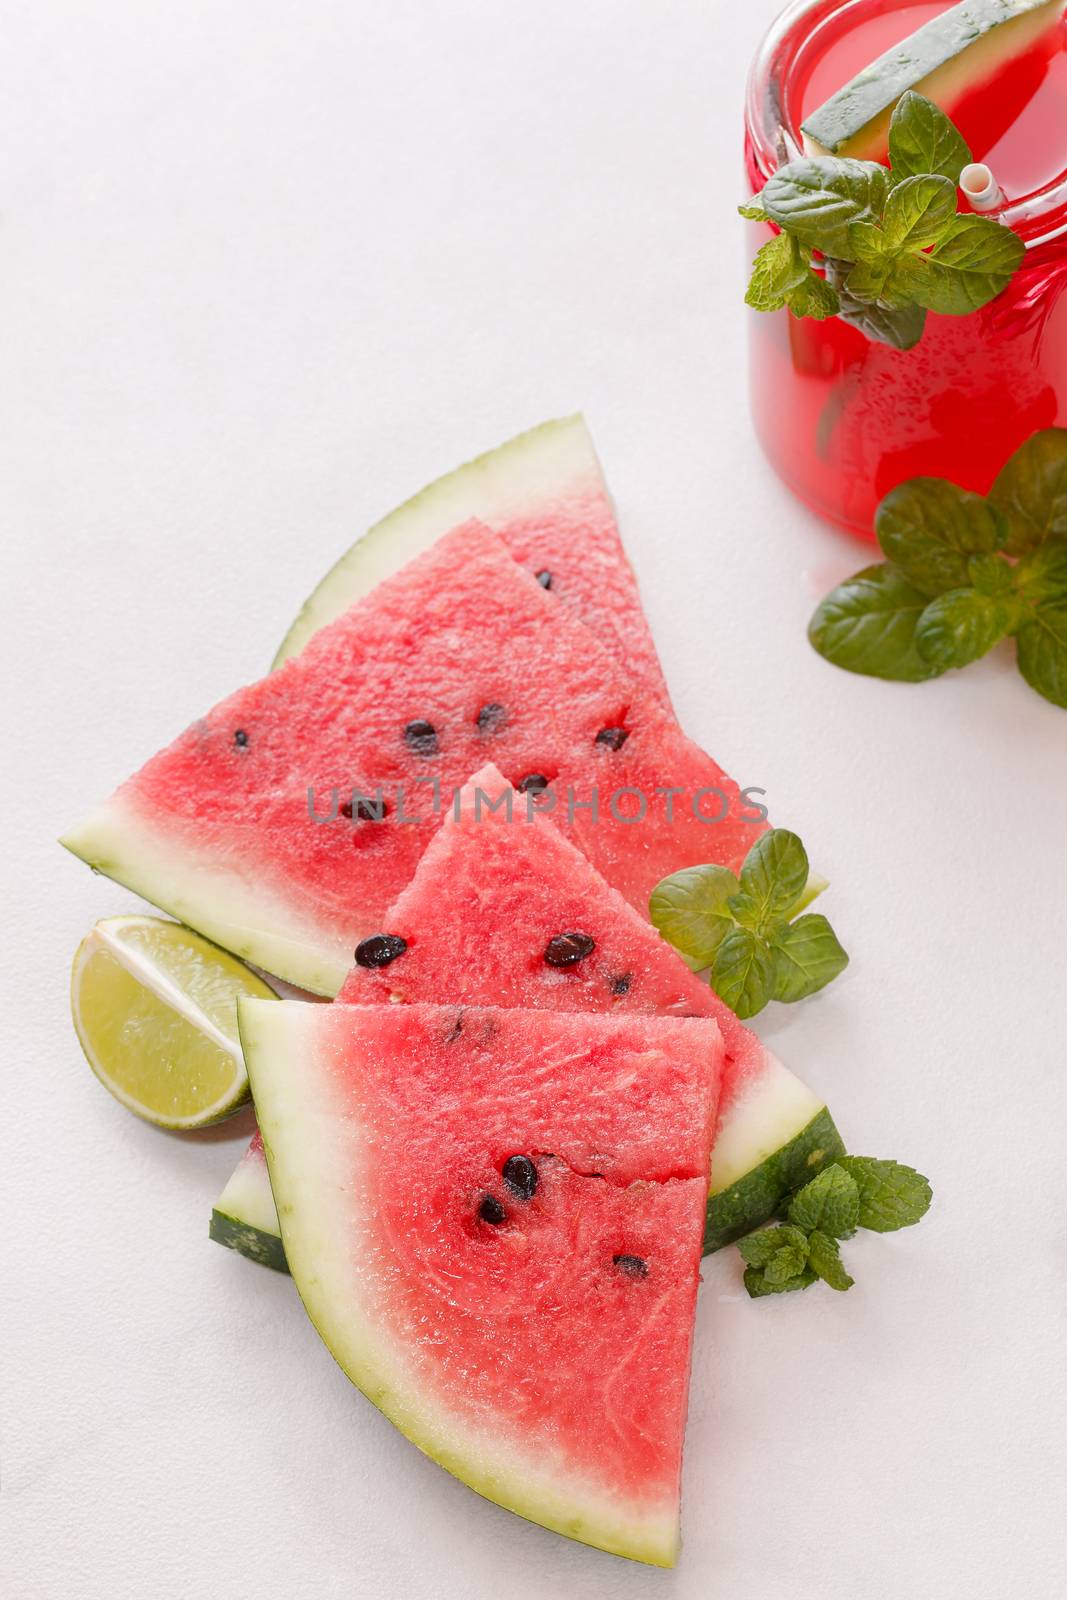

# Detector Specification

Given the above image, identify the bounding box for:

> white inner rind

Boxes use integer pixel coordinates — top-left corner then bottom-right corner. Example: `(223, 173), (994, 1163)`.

(710, 1050), (825, 1195)
(214, 1141), (281, 1234)
(61, 797), (353, 998)
(273, 415), (604, 666)
(239, 997), (681, 1566)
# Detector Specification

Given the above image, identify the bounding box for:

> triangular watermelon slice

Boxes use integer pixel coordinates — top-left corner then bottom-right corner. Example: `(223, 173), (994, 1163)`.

(273, 415), (673, 713)
(212, 765), (841, 1270)
(62, 523), (764, 995)
(238, 998), (723, 1565)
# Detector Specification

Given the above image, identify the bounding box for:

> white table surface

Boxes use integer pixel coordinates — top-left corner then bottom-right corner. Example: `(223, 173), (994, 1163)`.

(4, 3), (1065, 1597)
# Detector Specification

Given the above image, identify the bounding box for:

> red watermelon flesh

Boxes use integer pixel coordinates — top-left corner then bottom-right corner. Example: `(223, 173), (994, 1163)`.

(239, 999), (723, 1564)
(340, 762), (765, 1119)
(276, 416), (674, 714)
(217, 767), (826, 1266)
(62, 523), (765, 997)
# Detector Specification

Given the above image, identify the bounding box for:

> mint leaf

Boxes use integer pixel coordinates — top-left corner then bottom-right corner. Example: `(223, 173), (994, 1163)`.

(760, 157), (890, 257)
(740, 97), (1020, 345)
(837, 1157), (932, 1232)
(1014, 548), (1067, 705)
(841, 223), (905, 304)
(876, 477), (1007, 596)
(710, 927), (776, 1020)
(741, 1155), (933, 1302)
(988, 427), (1067, 555)
(842, 251), (892, 306)
(770, 914), (850, 1003)
(788, 1163), (860, 1239)
(834, 287), (927, 350)
(847, 221), (888, 264)
(765, 1244), (811, 1287)
(744, 1265), (817, 1298)
(653, 838), (846, 1017)
(736, 1228), (782, 1269)
(648, 864), (740, 969)
(739, 1224), (809, 1282)
(787, 268), (840, 320)
(1015, 540), (1067, 602)
(1016, 602), (1067, 709)
(807, 1230), (855, 1291)
(880, 172), (957, 251)
(744, 232), (841, 319)
(730, 830), (810, 929)
(738, 201), (768, 221)
(915, 588), (1015, 671)
(887, 91), (971, 184)
(808, 562), (944, 681)
(745, 232), (811, 311)
(967, 552), (1016, 597)
(903, 214), (1025, 315)
(860, 176), (963, 310)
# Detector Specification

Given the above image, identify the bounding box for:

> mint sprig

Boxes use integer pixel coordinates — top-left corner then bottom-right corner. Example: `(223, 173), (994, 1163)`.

(744, 232), (839, 321)
(809, 427), (1067, 709)
(740, 91), (1023, 350)
(649, 830), (848, 1019)
(739, 1158), (932, 1298)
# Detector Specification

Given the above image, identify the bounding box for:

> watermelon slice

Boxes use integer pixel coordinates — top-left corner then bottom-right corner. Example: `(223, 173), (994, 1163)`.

(62, 523), (764, 996)
(238, 998), (723, 1565)
(800, 0), (1066, 160)
(212, 765), (840, 1270)
(273, 415), (673, 713)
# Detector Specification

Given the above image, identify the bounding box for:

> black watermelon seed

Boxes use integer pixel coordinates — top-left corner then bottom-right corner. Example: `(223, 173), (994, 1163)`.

(341, 796), (389, 822)
(403, 719), (439, 756)
(517, 773), (551, 796)
(475, 703), (507, 735)
(354, 934), (408, 968)
(610, 973), (632, 996)
(535, 569), (553, 589)
(233, 729), (249, 748)
(502, 1155), (538, 1201)
(595, 726), (629, 751)
(544, 932), (596, 968)
(478, 1194), (507, 1226)
(613, 1253), (648, 1278)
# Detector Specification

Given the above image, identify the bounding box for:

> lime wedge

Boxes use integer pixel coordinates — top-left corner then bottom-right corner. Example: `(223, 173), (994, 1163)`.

(70, 915), (275, 1128)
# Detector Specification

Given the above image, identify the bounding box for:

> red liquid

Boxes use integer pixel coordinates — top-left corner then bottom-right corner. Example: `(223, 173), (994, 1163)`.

(747, 0), (1067, 540)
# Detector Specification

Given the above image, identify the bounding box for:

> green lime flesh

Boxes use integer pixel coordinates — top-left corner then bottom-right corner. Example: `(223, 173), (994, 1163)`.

(70, 915), (275, 1129)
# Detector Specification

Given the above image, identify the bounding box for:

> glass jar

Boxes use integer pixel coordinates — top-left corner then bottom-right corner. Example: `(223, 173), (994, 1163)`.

(745, 0), (1067, 540)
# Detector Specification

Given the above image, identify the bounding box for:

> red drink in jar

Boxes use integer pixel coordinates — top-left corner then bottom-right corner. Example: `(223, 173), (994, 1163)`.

(746, 0), (1067, 539)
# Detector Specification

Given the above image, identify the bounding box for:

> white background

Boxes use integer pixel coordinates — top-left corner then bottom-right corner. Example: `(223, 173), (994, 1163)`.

(3, 3), (1065, 1597)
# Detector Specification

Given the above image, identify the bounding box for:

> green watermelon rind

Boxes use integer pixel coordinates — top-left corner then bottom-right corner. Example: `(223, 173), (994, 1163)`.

(210, 1140), (290, 1271)
(238, 996), (682, 1568)
(704, 1107), (845, 1253)
(272, 415), (603, 669)
(209, 1207), (289, 1273)
(800, 0), (1063, 158)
